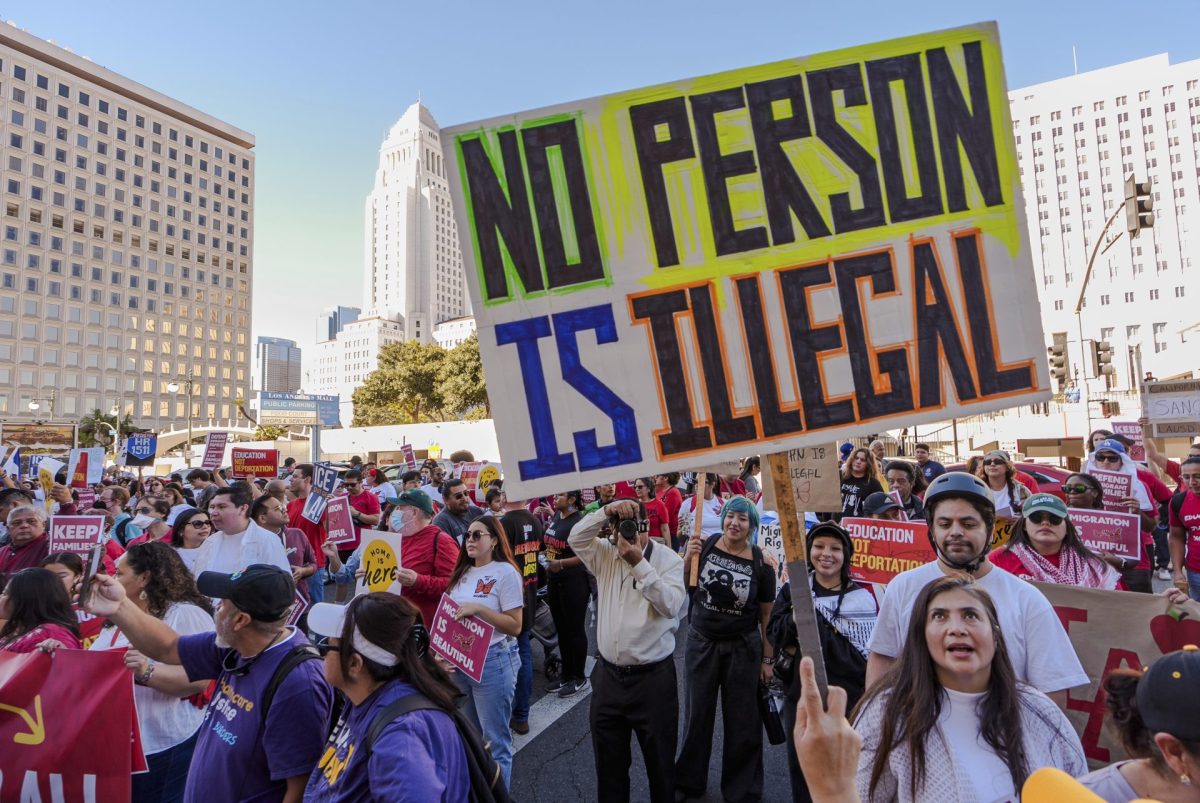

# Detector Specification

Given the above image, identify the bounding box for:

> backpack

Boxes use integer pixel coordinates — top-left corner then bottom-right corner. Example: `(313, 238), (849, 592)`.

(260, 645), (345, 734)
(364, 692), (513, 803)
(114, 517), (133, 547)
(1170, 491), (1187, 525)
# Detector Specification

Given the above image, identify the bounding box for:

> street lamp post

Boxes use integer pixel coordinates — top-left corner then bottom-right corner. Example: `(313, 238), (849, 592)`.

(27, 390), (57, 417)
(167, 378), (196, 467)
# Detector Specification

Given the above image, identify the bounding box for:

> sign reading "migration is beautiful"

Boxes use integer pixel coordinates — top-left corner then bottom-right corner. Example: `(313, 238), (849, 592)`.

(444, 22), (1049, 498)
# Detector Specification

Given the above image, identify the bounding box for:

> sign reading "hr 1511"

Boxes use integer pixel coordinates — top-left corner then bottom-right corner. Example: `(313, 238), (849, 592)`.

(444, 22), (1049, 499)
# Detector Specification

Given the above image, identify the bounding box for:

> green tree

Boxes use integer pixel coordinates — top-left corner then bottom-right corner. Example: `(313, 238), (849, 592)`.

(253, 424), (289, 441)
(352, 340), (448, 426)
(77, 409), (137, 448)
(440, 334), (489, 420)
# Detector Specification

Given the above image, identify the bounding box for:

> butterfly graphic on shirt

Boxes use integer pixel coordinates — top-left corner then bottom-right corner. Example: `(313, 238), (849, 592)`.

(474, 577), (497, 595)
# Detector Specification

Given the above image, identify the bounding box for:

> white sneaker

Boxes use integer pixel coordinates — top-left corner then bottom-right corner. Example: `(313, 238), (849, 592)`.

(1158, 568), (1172, 581)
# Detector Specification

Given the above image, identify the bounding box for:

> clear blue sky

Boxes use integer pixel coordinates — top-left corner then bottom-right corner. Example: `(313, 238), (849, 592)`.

(8, 0), (1199, 360)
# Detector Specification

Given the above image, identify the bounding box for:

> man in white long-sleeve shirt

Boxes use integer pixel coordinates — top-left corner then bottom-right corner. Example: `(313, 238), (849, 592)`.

(191, 485), (290, 578)
(569, 498), (685, 803)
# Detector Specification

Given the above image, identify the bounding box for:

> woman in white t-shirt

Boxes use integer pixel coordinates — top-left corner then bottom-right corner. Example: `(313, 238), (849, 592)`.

(91, 541), (215, 802)
(167, 508), (210, 574)
(445, 514), (524, 788)
(852, 575), (1085, 803)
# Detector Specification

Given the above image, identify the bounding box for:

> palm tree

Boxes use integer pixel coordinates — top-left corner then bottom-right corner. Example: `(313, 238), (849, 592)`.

(77, 409), (137, 448)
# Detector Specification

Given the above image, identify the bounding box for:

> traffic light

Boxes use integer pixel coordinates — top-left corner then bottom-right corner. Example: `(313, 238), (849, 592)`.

(1089, 340), (1115, 378)
(1048, 332), (1069, 389)
(1125, 175), (1154, 236)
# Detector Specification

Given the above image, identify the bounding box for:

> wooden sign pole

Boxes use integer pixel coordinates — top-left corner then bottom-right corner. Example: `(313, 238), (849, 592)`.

(765, 451), (829, 701)
(688, 471), (707, 586)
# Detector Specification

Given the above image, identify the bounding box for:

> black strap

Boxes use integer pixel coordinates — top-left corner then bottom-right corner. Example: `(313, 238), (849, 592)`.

(114, 518), (131, 547)
(1172, 491), (1187, 523)
(261, 645), (320, 718)
(365, 693), (440, 752)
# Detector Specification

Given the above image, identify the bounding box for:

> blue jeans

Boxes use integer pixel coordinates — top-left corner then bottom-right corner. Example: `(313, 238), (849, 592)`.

(512, 630), (533, 723)
(308, 567), (325, 605)
(132, 730), (197, 802)
(1189, 570), (1200, 603)
(455, 638), (519, 788)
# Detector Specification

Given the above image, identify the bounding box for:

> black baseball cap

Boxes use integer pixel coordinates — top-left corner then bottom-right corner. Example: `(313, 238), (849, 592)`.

(197, 564), (295, 621)
(1137, 645), (1200, 741)
(862, 492), (900, 517)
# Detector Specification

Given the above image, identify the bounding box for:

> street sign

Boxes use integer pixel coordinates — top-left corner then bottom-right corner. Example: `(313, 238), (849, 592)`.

(258, 392), (341, 427)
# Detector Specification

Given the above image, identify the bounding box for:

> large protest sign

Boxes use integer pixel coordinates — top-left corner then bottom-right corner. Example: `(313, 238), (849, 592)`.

(355, 530), (404, 596)
(301, 462), (341, 524)
(1034, 582), (1200, 767)
(324, 496), (357, 546)
(123, 432), (158, 467)
(67, 447), (104, 486)
(760, 445), (841, 513)
(443, 23), (1048, 499)
(841, 517), (934, 585)
(1069, 508), (1140, 560)
(430, 594), (494, 683)
(48, 515), (106, 556)
(230, 447), (279, 479)
(1141, 378), (1200, 438)
(1090, 469), (1132, 512)
(201, 431), (229, 470)
(0, 649), (141, 800)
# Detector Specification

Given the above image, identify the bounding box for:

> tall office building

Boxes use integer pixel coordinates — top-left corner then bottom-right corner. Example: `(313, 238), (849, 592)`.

(1009, 54), (1200, 391)
(254, 336), (301, 393)
(363, 101), (468, 343)
(308, 315), (405, 425)
(0, 24), (254, 426)
(315, 304), (359, 344)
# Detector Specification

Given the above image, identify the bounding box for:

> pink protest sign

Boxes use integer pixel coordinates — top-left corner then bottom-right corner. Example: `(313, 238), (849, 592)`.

(401, 444), (416, 471)
(1069, 508), (1141, 561)
(1111, 422), (1145, 462)
(429, 594), (493, 683)
(201, 432), (229, 471)
(48, 515), (107, 556)
(286, 590), (308, 627)
(324, 496), (356, 546)
(1091, 469), (1133, 512)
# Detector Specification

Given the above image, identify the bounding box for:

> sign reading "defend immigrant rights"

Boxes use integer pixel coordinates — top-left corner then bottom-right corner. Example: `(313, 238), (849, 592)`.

(444, 22), (1049, 499)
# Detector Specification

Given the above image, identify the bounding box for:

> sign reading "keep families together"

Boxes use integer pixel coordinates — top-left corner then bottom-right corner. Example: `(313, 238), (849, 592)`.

(444, 22), (1048, 498)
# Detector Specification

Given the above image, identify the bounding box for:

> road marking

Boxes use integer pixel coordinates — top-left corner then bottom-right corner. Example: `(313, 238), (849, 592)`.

(513, 656), (597, 753)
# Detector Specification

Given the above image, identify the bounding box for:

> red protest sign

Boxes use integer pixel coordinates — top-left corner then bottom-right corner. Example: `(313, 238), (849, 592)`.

(287, 589), (308, 626)
(1090, 469), (1133, 512)
(324, 496), (356, 546)
(429, 594), (494, 683)
(0, 649), (140, 801)
(202, 431), (229, 470)
(1069, 508), (1141, 561)
(47, 514), (106, 556)
(1111, 422), (1145, 462)
(230, 447), (279, 479)
(401, 444), (416, 471)
(841, 518), (935, 585)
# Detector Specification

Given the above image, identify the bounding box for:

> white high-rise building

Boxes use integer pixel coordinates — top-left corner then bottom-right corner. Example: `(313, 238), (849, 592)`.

(0, 24), (255, 428)
(1009, 54), (1200, 391)
(363, 101), (468, 343)
(308, 315), (405, 425)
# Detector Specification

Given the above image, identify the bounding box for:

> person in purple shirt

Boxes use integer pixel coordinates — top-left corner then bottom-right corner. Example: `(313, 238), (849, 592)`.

(85, 563), (333, 803)
(303, 594), (470, 802)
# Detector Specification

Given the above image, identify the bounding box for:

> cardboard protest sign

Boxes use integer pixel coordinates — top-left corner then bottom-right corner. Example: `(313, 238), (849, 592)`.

(47, 515), (106, 556)
(36, 457), (65, 512)
(230, 447), (279, 479)
(401, 443), (417, 471)
(201, 431), (229, 470)
(841, 518), (934, 585)
(67, 447), (104, 486)
(1069, 508), (1141, 561)
(1110, 422), (1144, 462)
(355, 530), (403, 596)
(757, 521), (788, 586)
(1090, 469), (1133, 512)
(429, 594), (494, 683)
(1034, 582), (1200, 767)
(1141, 378), (1200, 438)
(760, 445), (841, 513)
(0, 649), (142, 801)
(301, 462), (342, 524)
(324, 496), (357, 546)
(443, 23), (1049, 499)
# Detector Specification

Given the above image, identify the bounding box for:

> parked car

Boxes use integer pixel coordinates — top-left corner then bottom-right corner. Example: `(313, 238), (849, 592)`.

(946, 462), (1073, 501)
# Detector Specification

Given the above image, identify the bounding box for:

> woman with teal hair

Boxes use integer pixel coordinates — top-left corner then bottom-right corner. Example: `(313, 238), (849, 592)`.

(676, 495), (778, 802)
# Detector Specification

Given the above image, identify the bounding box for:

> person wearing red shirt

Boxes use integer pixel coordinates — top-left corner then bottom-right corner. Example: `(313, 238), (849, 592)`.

(336, 470), (381, 602)
(0, 505), (50, 588)
(717, 474), (747, 499)
(389, 489), (460, 627)
(654, 473), (683, 549)
(1169, 457), (1200, 602)
(633, 478), (671, 545)
(990, 495), (1124, 589)
(287, 463), (328, 604)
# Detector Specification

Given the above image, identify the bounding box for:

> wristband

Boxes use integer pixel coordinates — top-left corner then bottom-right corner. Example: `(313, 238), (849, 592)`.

(136, 659), (156, 686)
(761, 656), (775, 665)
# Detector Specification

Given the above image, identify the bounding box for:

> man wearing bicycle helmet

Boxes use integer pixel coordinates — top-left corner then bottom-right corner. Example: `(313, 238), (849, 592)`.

(864, 472), (1088, 698)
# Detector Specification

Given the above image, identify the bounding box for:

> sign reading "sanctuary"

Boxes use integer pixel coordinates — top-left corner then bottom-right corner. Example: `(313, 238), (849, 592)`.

(444, 22), (1049, 498)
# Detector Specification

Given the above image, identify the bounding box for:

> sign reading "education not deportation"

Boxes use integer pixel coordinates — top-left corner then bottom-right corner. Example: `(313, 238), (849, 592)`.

(444, 22), (1049, 498)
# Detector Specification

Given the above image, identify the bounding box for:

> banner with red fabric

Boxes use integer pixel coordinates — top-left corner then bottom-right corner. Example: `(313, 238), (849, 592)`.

(0, 649), (144, 800)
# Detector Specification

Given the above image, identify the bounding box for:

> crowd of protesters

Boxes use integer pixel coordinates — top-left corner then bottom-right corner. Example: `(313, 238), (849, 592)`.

(0, 424), (1197, 803)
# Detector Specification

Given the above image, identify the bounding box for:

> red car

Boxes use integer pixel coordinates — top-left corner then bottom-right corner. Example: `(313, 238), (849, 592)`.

(946, 462), (1073, 501)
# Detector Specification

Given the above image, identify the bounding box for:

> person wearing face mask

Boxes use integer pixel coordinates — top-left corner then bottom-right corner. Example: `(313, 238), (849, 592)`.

(99, 485), (143, 547)
(386, 489), (460, 628)
(677, 495), (777, 803)
(132, 496), (172, 534)
(770, 522), (877, 803)
(865, 473), (1088, 701)
(83, 564), (334, 803)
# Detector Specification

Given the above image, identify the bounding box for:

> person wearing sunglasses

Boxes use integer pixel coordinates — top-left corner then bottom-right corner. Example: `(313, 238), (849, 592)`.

(974, 451), (1031, 521)
(1083, 439), (1159, 592)
(432, 477), (484, 547)
(303, 594), (470, 801)
(633, 478), (671, 546)
(990, 494), (1123, 589)
(444, 515), (523, 787)
(169, 508), (212, 574)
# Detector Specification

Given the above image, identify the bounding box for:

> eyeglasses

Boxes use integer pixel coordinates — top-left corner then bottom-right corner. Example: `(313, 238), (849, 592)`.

(1061, 483), (1092, 495)
(450, 492), (468, 500)
(313, 637), (341, 657)
(189, 520), (212, 528)
(135, 508), (155, 515)
(982, 458), (1007, 467)
(344, 483), (360, 489)
(1027, 511), (1065, 526)
(1094, 453), (1121, 463)
(465, 530), (489, 541)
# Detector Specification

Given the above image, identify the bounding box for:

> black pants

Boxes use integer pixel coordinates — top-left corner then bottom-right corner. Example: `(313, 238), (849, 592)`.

(675, 629), (764, 803)
(1122, 566), (1153, 593)
(591, 657), (678, 803)
(1153, 525), (1171, 570)
(547, 570), (590, 681)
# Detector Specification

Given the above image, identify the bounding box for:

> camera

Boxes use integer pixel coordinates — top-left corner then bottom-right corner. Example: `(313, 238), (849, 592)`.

(605, 501), (649, 544)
